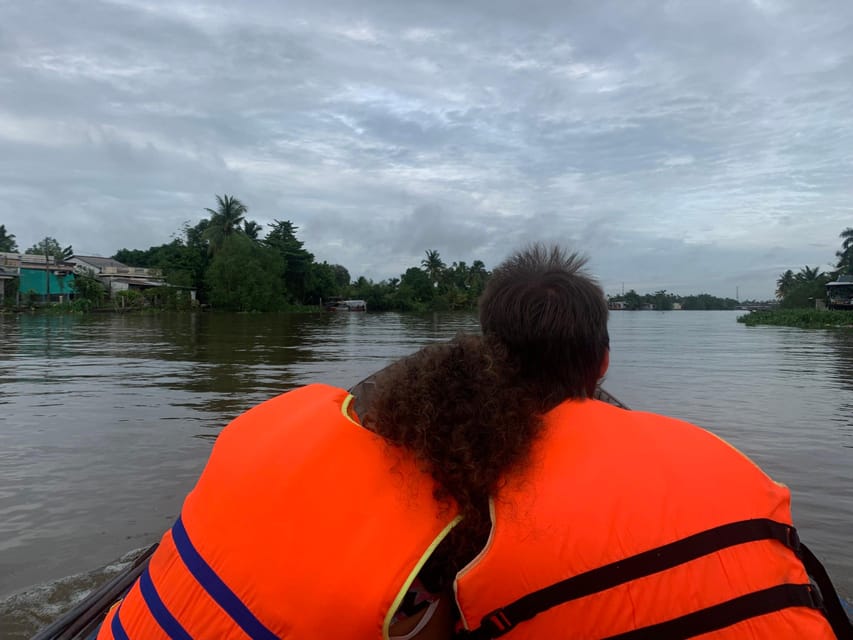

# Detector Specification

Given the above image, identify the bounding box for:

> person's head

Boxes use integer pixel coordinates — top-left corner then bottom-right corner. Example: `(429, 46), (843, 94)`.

(479, 244), (609, 408)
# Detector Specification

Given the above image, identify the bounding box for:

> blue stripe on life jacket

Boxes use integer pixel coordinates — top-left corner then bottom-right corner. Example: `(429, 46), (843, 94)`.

(110, 605), (131, 640)
(171, 516), (279, 640)
(139, 568), (193, 640)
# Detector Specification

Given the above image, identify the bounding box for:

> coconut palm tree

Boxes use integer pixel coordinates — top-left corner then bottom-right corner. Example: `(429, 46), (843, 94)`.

(0, 225), (17, 252)
(421, 249), (446, 287)
(775, 269), (795, 300)
(243, 220), (263, 241)
(795, 265), (824, 283)
(835, 227), (853, 275)
(202, 194), (248, 253)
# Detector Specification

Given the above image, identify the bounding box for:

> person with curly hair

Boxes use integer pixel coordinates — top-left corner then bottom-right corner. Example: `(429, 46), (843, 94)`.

(366, 244), (846, 639)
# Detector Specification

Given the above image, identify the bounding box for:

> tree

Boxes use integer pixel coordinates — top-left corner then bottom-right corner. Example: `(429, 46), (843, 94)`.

(623, 289), (642, 310)
(398, 267), (434, 309)
(776, 269), (795, 300)
(835, 227), (853, 275)
(778, 265), (832, 309)
(25, 237), (73, 261)
(206, 235), (284, 311)
(0, 225), (17, 252)
(421, 250), (446, 287)
(243, 220), (263, 240)
(71, 268), (106, 308)
(202, 194), (248, 253)
(795, 265), (824, 284)
(264, 220), (314, 303)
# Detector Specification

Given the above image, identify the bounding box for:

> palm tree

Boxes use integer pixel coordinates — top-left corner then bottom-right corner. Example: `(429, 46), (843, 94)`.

(835, 227), (853, 275)
(243, 220), (262, 241)
(421, 249), (446, 287)
(0, 225), (17, 252)
(775, 270), (795, 300)
(202, 194), (248, 253)
(795, 265), (824, 283)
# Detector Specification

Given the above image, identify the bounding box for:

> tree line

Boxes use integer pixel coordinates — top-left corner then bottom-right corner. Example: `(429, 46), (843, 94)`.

(607, 290), (743, 311)
(1, 196), (491, 312)
(774, 227), (853, 308)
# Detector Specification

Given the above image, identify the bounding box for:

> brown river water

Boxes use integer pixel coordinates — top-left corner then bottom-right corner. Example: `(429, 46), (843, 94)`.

(1, 310), (851, 637)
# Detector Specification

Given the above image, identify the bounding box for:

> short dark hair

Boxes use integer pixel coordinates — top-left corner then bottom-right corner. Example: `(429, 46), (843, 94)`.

(478, 244), (609, 407)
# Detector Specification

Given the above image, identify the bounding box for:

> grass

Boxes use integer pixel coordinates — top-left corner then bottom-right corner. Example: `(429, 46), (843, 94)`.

(737, 308), (853, 328)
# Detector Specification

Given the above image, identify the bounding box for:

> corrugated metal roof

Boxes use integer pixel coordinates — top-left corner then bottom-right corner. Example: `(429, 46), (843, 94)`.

(72, 255), (127, 269)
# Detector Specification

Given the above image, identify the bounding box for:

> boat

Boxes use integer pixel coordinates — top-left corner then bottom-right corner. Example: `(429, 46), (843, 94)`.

(28, 377), (853, 639)
(323, 297), (367, 312)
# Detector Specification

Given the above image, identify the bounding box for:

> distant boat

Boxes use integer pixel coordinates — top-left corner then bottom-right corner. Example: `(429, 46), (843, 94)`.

(323, 297), (367, 312)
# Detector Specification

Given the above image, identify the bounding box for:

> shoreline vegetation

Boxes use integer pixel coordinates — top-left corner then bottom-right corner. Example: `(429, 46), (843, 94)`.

(737, 309), (853, 329)
(2, 210), (851, 320)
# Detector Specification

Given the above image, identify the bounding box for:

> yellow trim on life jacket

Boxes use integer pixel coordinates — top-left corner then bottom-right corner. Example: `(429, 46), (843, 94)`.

(383, 514), (463, 639)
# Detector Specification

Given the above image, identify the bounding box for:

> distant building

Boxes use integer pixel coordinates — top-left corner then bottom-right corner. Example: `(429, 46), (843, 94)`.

(826, 274), (853, 310)
(672, 302), (683, 310)
(1, 252), (75, 303)
(608, 300), (627, 310)
(68, 255), (168, 297)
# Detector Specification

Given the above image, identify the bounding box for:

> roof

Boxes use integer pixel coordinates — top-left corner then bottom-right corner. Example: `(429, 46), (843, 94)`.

(71, 255), (127, 269)
(827, 275), (853, 286)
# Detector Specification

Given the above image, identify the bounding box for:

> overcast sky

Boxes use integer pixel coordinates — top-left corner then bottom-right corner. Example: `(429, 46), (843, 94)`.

(2, 0), (852, 299)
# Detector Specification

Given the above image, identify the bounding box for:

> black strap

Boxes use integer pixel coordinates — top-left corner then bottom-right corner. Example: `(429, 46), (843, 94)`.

(602, 583), (822, 640)
(460, 518), (799, 639)
(800, 542), (853, 640)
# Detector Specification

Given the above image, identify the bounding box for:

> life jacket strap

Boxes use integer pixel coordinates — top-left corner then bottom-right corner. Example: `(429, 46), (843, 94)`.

(458, 518), (803, 639)
(601, 583), (822, 639)
(799, 542), (853, 640)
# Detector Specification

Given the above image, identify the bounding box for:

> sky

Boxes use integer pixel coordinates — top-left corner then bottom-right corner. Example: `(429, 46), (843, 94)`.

(1, 0), (852, 300)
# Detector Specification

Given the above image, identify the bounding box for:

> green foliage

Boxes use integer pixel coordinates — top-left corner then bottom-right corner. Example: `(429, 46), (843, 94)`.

(206, 235), (285, 311)
(680, 294), (738, 310)
(398, 267), (435, 310)
(304, 261), (348, 305)
(143, 286), (193, 311)
(25, 237), (72, 261)
(776, 265), (832, 309)
(0, 224), (18, 252)
(2, 277), (18, 308)
(421, 249), (446, 287)
(610, 290), (737, 310)
(71, 269), (106, 307)
(113, 289), (144, 310)
(203, 194), (248, 253)
(835, 227), (853, 275)
(264, 220), (314, 303)
(738, 309), (853, 328)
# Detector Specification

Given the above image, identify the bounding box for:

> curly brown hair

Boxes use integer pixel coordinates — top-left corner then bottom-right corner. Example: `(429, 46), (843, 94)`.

(364, 334), (546, 590)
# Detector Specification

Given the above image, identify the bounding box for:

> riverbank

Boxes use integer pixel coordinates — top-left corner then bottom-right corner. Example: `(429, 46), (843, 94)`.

(738, 309), (853, 328)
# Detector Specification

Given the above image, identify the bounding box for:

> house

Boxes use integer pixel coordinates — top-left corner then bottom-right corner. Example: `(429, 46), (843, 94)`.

(68, 255), (167, 297)
(0, 252), (20, 305)
(608, 300), (627, 310)
(1, 252), (76, 303)
(826, 275), (853, 310)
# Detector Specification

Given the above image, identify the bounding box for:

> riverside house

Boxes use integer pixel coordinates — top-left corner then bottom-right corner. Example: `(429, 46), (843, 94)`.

(826, 274), (853, 310)
(0, 252), (76, 304)
(68, 256), (169, 297)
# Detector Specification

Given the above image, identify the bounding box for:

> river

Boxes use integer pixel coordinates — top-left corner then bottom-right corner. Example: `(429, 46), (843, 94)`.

(1, 310), (851, 636)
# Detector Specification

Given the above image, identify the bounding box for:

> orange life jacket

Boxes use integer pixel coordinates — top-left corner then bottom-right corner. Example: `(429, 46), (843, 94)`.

(455, 399), (836, 639)
(98, 384), (459, 640)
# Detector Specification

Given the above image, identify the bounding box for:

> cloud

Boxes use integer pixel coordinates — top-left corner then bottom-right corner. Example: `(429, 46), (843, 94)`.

(2, 0), (852, 298)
